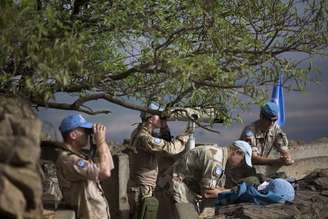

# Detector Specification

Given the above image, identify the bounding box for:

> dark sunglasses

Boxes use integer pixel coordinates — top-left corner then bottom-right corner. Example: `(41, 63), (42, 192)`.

(261, 112), (277, 122)
(264, 116), (277, 122)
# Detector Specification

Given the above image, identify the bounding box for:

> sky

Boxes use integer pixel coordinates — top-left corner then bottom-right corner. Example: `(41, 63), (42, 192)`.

(37, 55), (328, 146)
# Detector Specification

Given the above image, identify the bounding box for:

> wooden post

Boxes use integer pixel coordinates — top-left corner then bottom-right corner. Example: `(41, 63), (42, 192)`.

(118, 154), (130, 219)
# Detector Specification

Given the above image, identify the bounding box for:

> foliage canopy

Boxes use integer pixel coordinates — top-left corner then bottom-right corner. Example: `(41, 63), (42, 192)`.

(1, 0), (327, 125)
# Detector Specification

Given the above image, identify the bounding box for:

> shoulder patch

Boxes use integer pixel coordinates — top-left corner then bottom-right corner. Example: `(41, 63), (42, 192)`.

(153, 137), (161, 145)
(77, 159), (87, 168)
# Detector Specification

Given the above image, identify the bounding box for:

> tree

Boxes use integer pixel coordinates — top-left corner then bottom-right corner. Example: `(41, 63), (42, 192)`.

(1, 0), (327, 125)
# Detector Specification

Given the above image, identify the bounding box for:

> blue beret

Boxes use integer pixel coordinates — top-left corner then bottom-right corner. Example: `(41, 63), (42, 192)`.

(59, 114), (93, 133)
(261, 101), (278, 118)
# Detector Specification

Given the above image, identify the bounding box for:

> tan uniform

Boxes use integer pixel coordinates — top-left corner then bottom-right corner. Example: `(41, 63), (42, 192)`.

(224, 120), (289, 187)
(240, 120), (288, 157)
(128, 124), (186, 207)
(56, 145), (110, 219)
(167, 145), (228, 203)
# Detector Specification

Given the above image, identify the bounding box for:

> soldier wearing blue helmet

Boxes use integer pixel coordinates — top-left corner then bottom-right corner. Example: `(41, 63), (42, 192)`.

(225, 101), (294, 188)
(56, 114), (114, 219)
(240, 101), (293, 166)
(128, 104), (190, 218)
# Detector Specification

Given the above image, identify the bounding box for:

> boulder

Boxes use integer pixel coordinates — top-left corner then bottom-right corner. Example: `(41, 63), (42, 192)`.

(0, 97), (43, 219)
(0, 177), (26, 219)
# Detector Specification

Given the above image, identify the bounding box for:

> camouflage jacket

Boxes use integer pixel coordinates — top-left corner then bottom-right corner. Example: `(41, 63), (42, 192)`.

(170, 145), (228, 197)
(240, 120), (289, 157)
(129, 124), (187, 188)
(56, 145), (110, 219)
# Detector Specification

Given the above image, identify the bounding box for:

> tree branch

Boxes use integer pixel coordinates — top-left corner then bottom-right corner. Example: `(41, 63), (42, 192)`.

(167, 86), (194, 108)
(191, 80), (246, 89)
(76, 93), (161, 114)
(33, 93), (164, 115)
(72, 0), (88, 16)
(32, 98), (111, 115)
(105, 63), (153, 80)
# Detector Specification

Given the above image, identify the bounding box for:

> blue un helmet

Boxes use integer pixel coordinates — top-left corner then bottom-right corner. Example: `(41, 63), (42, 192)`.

(261, 101), (278, 120)
(140, 103), (164, 121)
(215, 178), (295, 206)
(263, 178), (295, 203)
(244, 130), (255, 138)
(59, 114), (93, 134)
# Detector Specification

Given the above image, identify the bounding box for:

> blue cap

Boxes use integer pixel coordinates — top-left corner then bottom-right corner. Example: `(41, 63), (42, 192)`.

(232, 140), (252, 167)
(264, 178), (295, 203)
(244, 130), (254, 137)
(140, 103), (164, 121)
(59, 114), (93, 133)
(261, 101), (278, 119)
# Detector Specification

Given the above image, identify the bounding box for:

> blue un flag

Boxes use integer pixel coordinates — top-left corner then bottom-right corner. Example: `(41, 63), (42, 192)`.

(271, 74), (285, 127)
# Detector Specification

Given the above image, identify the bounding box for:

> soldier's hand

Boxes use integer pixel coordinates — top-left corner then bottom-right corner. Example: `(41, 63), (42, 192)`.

(275, 157), (293, 166)
(280, 155), (294, 166)
(280, 151), (294, 165)
(177, 135), (189, 144)
(160, 120), (169, 129)
(93, 123), (107, 146)
(184, 127), (194, 135)
(203, 188), (231, 199)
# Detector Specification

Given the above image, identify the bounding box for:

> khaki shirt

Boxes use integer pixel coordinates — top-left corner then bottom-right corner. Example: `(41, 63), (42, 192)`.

(240, 120), (288, 157)
(171, 145), (228, 196)
(56, 146), (110, 219)
(129, 124), (186, 188)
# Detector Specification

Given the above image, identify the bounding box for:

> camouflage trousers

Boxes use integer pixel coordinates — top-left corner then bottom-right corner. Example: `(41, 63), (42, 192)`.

(168, 176), (196, 204)
(128, 185), (154, 218)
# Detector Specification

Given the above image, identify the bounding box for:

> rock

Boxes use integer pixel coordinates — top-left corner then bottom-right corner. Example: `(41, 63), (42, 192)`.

(216, 203), (299, 219)
(293, 191), (328, 217)
(0, 163), (43, 219)
(0, 164), (43, 209)
(213, 168), (328, 219)
(0, 136), (41, 166)
(0, 177), (26, 219)
(0, 97), (43, 219)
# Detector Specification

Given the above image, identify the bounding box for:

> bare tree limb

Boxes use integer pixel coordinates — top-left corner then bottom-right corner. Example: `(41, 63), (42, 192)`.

(32, 98), (111, 115)
(105, 63), (154, 81)
(33, 93), (165, 115)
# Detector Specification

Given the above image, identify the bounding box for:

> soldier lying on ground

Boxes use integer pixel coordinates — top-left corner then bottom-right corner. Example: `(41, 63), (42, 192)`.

(56, 114), (114, 219)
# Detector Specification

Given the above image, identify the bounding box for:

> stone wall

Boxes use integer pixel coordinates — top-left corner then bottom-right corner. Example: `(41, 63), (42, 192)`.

(0, 97), (43, 219)
(256, 139), (328, 179)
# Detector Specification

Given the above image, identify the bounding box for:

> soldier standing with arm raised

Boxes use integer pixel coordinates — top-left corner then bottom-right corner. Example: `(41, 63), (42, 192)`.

(56, 114), (114, 219)
(128, 109), (190, 219)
